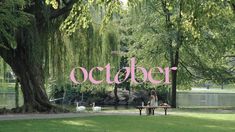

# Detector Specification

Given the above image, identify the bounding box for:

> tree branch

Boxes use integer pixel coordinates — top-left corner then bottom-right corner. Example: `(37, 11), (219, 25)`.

(50, 0), (79, 19)
(179, 60), (204, 80)
(224, 55), (235, 58)
(179, 61), (221, 82)
(0, 37), (14, 65)
(232, 3), (235, 11)
(62, 0), (70, 5)
(0, 45), (14, 65)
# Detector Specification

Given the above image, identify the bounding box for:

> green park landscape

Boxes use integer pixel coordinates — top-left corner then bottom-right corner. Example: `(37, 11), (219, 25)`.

(0, 0), (235, 132)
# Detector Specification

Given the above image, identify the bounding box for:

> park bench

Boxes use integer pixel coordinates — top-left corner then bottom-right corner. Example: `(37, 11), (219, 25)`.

(136, 104), (171, 116)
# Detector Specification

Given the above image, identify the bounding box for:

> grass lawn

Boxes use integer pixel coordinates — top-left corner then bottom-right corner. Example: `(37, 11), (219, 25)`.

(0, 113), (235, 132)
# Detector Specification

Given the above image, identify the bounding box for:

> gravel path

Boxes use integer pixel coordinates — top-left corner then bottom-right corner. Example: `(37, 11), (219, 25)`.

(1, 108), (232, 121)
(0, 110), (172, 121)
(0, 111), (141, 121)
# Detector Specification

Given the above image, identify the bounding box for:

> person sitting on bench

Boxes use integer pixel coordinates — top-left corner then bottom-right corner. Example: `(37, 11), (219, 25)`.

(146, 90), (158, 115)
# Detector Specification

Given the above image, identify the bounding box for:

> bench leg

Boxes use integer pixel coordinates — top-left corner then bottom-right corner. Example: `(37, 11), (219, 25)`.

(164, 108), (167, 115)
(152, 108), (155, 115)
(139, 109), (142, 115)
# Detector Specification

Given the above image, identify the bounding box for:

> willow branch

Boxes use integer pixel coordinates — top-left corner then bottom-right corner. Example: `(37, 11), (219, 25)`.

(50, 0), (79, 19)
(224, 55), (235, 58)
(0, 36), (15, 65)
(0, 45), (14, 65)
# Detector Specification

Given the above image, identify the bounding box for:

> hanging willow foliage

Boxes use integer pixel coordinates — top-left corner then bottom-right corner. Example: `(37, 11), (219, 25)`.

(45, 7), (120, 90)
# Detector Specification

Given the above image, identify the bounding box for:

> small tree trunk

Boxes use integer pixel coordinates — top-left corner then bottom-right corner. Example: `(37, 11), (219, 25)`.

(15, 79), (19, 108)
(114, 84), (119, 105)
(221, 81), (224, 90)
(3, 62), (6, 81)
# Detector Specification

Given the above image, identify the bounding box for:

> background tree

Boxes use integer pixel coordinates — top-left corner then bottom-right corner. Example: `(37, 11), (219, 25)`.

(122, 0), (235, 107)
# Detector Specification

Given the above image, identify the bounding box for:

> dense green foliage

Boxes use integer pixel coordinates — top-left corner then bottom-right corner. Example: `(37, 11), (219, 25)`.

(121, 0), (235, 89)
(0, 0), (29, 49)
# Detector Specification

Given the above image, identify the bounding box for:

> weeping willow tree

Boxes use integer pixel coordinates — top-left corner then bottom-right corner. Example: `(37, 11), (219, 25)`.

(0, 0), (52, 112)
(0, 0), (123, 112)
(47, 5), (120, 93)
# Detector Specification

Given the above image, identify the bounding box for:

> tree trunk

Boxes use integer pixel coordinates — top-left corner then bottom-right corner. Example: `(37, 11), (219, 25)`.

(114, 84), (119, 105)
(161, 0), (178, 108)
(0, 17), (58, 113)
(221, 81), (224, 90)
(0, 51), (57, 112)
(171, 3), (182, 108)
(3, 61), (6, 81)
(171, 51), (179, 108)
(3, 48), (54, 112)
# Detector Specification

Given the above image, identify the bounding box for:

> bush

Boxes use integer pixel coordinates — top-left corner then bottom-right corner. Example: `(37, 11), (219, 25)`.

(155, 85), (170, 103)
(132, 83), (170, 103)
(48, 83), (109, 105)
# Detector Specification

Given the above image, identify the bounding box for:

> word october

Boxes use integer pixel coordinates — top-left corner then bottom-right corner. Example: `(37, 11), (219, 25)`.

(70, 58), (177, 85)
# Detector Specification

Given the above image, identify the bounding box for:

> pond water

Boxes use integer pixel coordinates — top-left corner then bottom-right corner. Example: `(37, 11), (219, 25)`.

(0, 93), (23, 109)
(0, 93), (134, 110)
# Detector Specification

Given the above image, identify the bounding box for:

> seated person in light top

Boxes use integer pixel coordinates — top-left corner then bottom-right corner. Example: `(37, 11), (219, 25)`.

(150, 90), (158, 107)
(146, 90), (158, 115)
